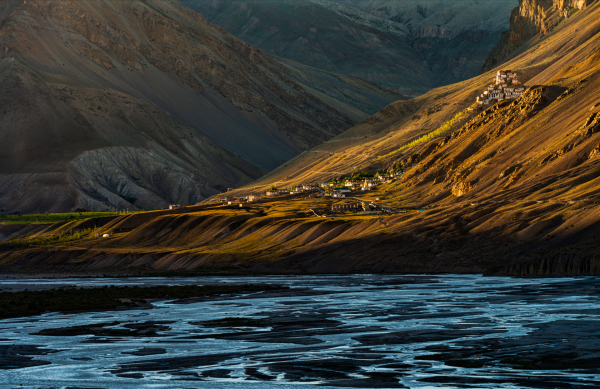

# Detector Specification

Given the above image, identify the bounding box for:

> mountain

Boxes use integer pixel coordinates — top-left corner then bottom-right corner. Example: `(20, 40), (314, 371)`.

(7, 0), (600, 276)
(482, 0), (594, 72)
(0, 0), (400, 214)
(180, 0), (517, 96)
(222, 0), (600, 275)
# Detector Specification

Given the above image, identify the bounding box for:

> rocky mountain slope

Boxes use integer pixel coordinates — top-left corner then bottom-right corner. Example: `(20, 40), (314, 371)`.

(0, 0), (400, 214)
(482, 0), (594, 71)
(181, 0), (517, 96)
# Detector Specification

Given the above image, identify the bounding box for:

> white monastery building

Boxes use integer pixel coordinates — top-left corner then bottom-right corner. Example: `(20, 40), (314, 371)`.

(476, 70), (526, 107)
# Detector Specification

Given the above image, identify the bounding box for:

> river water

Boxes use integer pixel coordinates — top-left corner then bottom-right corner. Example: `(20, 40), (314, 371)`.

(1, 275), (599, 388)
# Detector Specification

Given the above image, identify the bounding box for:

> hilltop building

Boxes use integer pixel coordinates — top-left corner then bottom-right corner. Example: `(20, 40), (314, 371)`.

(476, 70), (526, 108)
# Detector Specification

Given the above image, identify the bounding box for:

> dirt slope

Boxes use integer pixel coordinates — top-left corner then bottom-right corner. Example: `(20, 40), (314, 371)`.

(0, 0), (400, 214)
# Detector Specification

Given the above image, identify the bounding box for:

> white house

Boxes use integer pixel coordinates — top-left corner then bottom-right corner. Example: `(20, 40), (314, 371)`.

(248, 194), (262, 202)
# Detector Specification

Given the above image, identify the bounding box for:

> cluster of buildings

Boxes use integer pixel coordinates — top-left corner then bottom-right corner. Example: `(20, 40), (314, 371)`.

(266, 184), (320, 197)
(219, 184), (321, 205)
(217, 172), (403, 204)
(476, 70), (526, 108)
(219, 194), (264, 205)
(326, 173), (402, 197)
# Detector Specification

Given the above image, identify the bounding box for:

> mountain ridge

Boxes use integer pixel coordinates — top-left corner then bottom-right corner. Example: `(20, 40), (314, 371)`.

(181, 0), (517, 96)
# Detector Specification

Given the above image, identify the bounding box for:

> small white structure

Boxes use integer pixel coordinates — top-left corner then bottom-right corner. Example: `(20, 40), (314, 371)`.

(102, 233), (110, 238)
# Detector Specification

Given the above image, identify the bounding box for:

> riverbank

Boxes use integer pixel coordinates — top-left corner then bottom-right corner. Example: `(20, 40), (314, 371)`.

(0, 284), (288, 319)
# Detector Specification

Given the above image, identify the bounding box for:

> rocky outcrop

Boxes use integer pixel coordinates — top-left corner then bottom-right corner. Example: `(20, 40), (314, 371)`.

(451, 181), (472, 197)
(482, 0), (593, 72)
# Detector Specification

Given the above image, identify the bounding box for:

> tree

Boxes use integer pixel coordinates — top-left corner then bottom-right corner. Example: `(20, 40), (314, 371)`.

(395, 161), (404, 173)
(270, 184), (277, 191)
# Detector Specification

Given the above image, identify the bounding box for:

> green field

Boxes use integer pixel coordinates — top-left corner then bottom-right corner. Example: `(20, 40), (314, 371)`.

(0, 211), (144, 225)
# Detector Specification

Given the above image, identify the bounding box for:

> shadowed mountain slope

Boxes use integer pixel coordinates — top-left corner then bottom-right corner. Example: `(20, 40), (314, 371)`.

(181, 0), (517, 96)
(0, 0), (400, 214)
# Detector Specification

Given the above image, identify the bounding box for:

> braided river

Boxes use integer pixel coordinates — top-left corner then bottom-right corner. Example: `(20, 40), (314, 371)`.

(1, 275), (599, 388)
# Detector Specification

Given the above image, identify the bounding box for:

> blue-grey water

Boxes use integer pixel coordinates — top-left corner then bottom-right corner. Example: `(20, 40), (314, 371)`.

(1, 275), (600, 388)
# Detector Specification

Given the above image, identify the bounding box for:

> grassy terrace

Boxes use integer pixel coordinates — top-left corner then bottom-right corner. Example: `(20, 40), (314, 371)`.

(0, 211), (144, 225)
(0, 284), (288, 319)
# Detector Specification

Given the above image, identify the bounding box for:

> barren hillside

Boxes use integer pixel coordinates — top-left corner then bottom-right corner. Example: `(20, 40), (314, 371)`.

(0, 0), (400, 214)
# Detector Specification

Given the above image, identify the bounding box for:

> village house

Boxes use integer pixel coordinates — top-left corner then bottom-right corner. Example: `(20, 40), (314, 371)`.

(227, 197), (247, 205)
(169, 204), (182, 210)
(266, 190), (278, 196)
(332, 203), (362, 213)
(248, 194), (262, 202)
(476, 70), (526, 108)
(332, 192), (346, 198)
(362, 180), (377, 188)
(278, 189), (289, 195)
(331, 202), (375, 213)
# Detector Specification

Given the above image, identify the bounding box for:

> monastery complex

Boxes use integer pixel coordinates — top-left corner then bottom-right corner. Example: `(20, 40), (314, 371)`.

(476, 70), (526, 107)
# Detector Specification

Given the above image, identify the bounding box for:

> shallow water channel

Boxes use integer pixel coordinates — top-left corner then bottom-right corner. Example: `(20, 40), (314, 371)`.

(1, 275), (600, 388)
